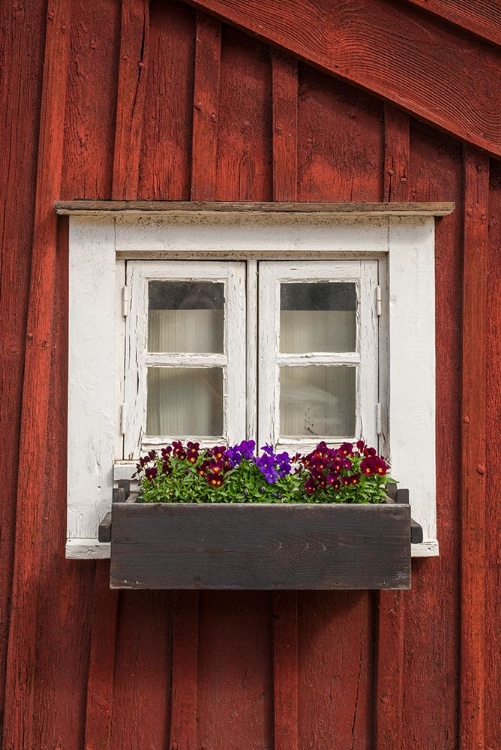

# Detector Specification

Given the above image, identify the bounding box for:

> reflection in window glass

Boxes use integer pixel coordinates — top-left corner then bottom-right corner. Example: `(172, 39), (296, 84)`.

(280, 365), (356, 437)
(280, 282), (357, 353)
(148, 281), (224, 353)
(147, 367), (223, 436)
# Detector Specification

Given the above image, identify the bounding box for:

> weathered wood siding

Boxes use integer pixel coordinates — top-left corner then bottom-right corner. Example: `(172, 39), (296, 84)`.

(0, 1), (498, 748)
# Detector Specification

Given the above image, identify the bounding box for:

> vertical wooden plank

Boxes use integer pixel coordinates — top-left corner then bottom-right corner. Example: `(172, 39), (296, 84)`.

(191, 12), (221, 200)
(169, 592), (200, 750)
(198, 592), (272, 750)
(84, 3), (150, 748)
(84, 565), (119, 750)
(297, 65), (383, 202)
(273, 592), (298, 750)
(61, 0), (120, 199)
(460, 147), (489, 750)
(272, 51), (297, 203)
(271, 48), (298, 750)
(374, 104), (409, 750)
(0, 0), (45, 721)
(2, 1), (71, 747)
(215, 25), (272, 200)
(485, 159), (501, 750)
(383, 106), (410, 202)
(138, 1), (196, 200)
(112, 0), (149, 199)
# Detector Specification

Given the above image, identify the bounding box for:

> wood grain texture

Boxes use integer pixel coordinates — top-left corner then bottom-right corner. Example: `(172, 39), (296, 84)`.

(191, 12), (222, 200)
(374, 105), (409, 750)
(273, 591), (298, 750)
(55, 199), (455, 215)
(112, 0), (149, 199)
(110, 503), (411, 589)
(403, 121), (463, 750)
(298, 591), (374, 749)
(297, 64), (383, 201)
(404, 0), (501, 48)
(215, 24), (272, 200)
(485, 158), (501, 750)
(198, 591), (273, 750)
(2, 1), (71, 747)
(61, 0), (120, 199)
(185, 0), (501, 157)
(169, 592), (199, 750)
(111, 591), (172, 750)
(272, 52), (298, 202)
(383, 106), (410, 203)
(138, 0), (195, 199)
(0, 0), (45, 720)
(84, 564), (119, 750)
(460, 147), (489, 750)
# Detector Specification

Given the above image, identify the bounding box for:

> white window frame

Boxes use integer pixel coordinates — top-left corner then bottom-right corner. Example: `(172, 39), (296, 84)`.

(124, 260), (246, 456)
(64, 205), (448, 560)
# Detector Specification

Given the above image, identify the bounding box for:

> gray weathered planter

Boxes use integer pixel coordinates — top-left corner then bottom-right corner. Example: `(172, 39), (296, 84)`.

(109, 496), (412, 590)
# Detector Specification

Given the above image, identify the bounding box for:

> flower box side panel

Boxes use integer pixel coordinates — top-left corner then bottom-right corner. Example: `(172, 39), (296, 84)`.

(110, 503), (411, 590)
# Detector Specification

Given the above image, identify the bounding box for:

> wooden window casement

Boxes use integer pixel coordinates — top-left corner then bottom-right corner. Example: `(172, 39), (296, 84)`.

(122, 259), (379, 459)
(58, 202), (454, 561)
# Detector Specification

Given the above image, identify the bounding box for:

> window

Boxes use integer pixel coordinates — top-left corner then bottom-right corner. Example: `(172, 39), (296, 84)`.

(62, 204), (451, 559)
(123, 259), (379, 458)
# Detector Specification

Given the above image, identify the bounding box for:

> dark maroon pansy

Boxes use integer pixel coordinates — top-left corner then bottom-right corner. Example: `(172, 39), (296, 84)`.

(145, 466), (157, 481)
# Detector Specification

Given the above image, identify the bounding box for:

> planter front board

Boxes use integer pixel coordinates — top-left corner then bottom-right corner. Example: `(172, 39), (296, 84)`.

(110, 501), (411, 590)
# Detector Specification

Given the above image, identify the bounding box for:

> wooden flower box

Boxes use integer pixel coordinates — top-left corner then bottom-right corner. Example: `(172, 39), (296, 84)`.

(106, 485), (416, 590)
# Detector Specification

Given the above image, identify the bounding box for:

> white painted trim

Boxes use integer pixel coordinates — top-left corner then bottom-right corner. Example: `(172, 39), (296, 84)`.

(66, 539), (111, 560)
(387, 217), (436, 545)
(66, 211), (439, 559)
(67, 217), (116, 544)
(411, 540), (439, 557)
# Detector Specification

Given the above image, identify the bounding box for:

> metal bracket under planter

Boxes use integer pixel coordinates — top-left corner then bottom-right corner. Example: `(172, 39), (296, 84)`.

(106, 482), (419, 591)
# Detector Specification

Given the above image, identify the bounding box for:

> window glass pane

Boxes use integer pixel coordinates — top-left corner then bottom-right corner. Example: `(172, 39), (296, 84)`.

(280, 282), (356, 353)
(279, 365), (356, 437)
(148, 281), (224, 353)
(147, 367), (223, 436)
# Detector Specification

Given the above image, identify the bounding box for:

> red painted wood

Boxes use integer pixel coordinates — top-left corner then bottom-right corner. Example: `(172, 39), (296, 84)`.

(111, 592), (173, 750)
(198, 592), (273, 750)
(403, 121), (463, 750)
(112, 0), (149, 199)
(138, 1), (195, 200)
(383, 106), (410, 203)
(297, 65), (383, 202)
(485, 158), (501, 750)
(405, 0), (501, 48)
(273, 592), (298, 750)
(0, 0), (45, 717)
(191, 12), (222, 201)
(272, 51), (298, 203)
(61, 0), (121, 200)
(215, 25), (272, 200)
(169, 592), (200, 750)
(186, 0), (501, 158)
(374, 106), (409, 750)
(298, 592), (373, 749)
(460, 147), (489, 750)
(84, 564), (119, 750)
(2, 2), (71, 747)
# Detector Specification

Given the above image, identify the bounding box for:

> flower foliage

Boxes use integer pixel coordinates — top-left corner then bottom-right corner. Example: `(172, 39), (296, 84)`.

(134, 439), (393, 504)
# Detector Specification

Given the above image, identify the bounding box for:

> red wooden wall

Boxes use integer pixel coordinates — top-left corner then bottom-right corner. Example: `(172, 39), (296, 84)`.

(0, 1), (499, 748)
